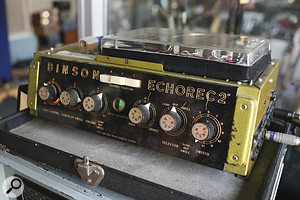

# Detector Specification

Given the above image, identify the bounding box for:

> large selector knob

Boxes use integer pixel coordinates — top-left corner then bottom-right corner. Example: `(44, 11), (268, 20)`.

(60, 89), (81, 106)
(39, 84), (58, 101)
(192, 118), (217, 141)
(159, 107), (183, 132)
(83, 93), (104, 112)
(128, 103), (151, 125)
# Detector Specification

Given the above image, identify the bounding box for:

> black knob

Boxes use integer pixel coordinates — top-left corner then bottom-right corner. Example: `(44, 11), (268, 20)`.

(60, 89), (81, 106)
(159, 107), (182, 132)
(83, 93), (104, 112)
(128, 103), (151, 125)
(192, 118), (217, 141)
(39, 84), (57, 101)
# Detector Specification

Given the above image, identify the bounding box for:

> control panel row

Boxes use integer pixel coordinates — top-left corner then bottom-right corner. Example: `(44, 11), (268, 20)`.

(39, 83), (221, 143)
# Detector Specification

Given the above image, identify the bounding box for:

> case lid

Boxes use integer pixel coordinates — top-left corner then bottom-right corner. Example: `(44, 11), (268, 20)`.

(101, 27), (270, 67)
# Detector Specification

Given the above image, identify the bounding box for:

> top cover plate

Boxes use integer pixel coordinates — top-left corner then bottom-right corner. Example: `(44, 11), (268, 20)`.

(102, 27), (270, 67)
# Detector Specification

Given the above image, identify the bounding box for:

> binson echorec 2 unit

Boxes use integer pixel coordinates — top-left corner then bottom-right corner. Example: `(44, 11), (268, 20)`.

(28, 28), (279, 176)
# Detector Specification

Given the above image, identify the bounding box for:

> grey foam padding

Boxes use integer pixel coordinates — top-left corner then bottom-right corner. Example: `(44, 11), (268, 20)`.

(11, 119), (247, 199)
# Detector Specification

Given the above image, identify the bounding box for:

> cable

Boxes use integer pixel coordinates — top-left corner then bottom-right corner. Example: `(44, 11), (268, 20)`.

(265, 131), (300, 146)
(274, 108), (300, 121)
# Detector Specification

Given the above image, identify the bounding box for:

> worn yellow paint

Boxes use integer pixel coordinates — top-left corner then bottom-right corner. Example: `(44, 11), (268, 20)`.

(96, 55), (164, 72)
(27, 53), (42, 116)
(253, 61), (280, 128)
(224, 97), (258, 175)
(224, 60), (280, 175)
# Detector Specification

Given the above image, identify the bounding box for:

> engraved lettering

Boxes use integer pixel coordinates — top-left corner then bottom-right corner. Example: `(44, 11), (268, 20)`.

(92, 70), (100, 80)
(147, 80), (156, 91)
(72, 66), (78, 76)
(162, 102), (170, 106)
(149, 80), (230, 104)
(81, 68), (89, 78)
(217, 92), (227, 104)
(180, 149), (190, 154)
(165, 83), (174, 94)
(196, 150), (210, 156)
(56, 64), (59, 73)
(149, 127), (159, 132)
(62, 64), (68, 75)
(175, 85), (185, 96)
(156, 81), (165, 92)
(162, 141), (179, 148)
(181, 107), (191, 111)
(75, 116), (83, 122)
(206, 90), (216, 102)
(196, 88), (205, 100)
(49, 110), (59, 115)
(85, 119), (96, 125)
(47, 62), (53, 71)
(186, 86), (195, 98)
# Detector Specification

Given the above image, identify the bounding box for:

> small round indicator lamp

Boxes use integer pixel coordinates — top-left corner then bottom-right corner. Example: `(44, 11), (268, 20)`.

(113, 98), (126, 112)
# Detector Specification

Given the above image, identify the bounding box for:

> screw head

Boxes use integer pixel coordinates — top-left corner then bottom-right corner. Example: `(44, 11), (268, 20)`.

(232, 155), (239, 161)
(87, 178), (92, 184)
(30, 101), (33, 106)
(125, 59), (128, 64)
(32, 65), (36, 69)
(249, 79), (253, 86)
(241, 104), (247, 110)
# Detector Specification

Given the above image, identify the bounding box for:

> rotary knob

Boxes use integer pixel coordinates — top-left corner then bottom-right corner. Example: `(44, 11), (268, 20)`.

(192, 118), (217, 141)
(60, 89), (81, 106)
(159, 107), (183, 132)
(39, 84), (58, 101)
(83, 93), (104, 112)
(128, 103), (151, 125)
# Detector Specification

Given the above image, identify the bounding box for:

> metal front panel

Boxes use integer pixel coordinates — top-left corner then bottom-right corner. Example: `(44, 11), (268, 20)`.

(36, 56), (237, 170)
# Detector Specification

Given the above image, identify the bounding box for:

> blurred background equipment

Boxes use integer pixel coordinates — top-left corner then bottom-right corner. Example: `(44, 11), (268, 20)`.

(0, 0), (11, 81)
(32, 8), (61, 46)
(0, 84), (18, 119)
